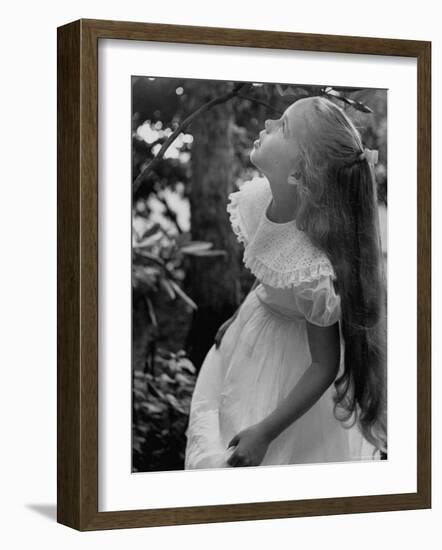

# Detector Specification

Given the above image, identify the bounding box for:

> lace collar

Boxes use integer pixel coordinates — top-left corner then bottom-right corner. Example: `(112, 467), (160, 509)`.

(227, 176), (336, 288)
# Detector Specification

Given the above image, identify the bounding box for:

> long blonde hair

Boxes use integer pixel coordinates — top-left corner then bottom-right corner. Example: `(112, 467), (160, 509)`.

(294, 96), (387, 452)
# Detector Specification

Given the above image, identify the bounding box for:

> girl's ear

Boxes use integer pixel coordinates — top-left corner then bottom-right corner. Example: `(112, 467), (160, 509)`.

(288, 154), (303, 186)
(287, 171), (302, 186)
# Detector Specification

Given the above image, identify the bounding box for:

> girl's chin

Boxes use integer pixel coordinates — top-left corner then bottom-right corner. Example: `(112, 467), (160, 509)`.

(250, 141), (261, 156)
(250, 143), (261, 155)
(250, 158), (263, 173)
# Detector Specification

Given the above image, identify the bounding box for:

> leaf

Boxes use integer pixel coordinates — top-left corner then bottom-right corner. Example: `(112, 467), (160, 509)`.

(159, 373), (176, 385)
(167, 358), (179, 373)
(133, 232), (163, 249)
(325, 86), (366, 93)
(133, 389), (145, 399)
(144, 296), (158, 327)
(340, 97), (373, 113)
(139, 222), (162, 240)
(165, 393), (186, 414)
(141, 402), (164, 415)
(180, 241), (213, 254)
(132, 265), (158, 284)
(175, 373), (193, 386)
(177, 357), (196, 374)
(168, 280), (198, 310)
(324, 88), (373, 113)
(134, 250), (166, 267)
(160, 278), (176, 300)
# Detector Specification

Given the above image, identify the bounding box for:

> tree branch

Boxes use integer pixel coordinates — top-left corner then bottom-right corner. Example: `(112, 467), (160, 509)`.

(235, 93), (282, 114)
(133, 82), (251, 195)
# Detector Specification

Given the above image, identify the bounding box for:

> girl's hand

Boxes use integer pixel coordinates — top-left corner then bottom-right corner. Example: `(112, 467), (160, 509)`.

(214, 315), (236, 349)
(226, 423), (272, 467)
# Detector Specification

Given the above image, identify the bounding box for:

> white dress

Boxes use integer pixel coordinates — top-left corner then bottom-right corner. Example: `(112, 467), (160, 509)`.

(184, 176), (379, 469)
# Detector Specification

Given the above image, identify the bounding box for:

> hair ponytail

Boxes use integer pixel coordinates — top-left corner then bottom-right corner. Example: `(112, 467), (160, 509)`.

(294, 97), (388, 453)
(332, 159), (387, 452)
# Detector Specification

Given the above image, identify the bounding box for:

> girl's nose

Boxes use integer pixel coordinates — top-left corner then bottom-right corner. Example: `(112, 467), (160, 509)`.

(264, 119), (272, 132)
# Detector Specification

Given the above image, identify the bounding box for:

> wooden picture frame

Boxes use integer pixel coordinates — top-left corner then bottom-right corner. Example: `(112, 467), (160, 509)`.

(57, 18), (431, 531)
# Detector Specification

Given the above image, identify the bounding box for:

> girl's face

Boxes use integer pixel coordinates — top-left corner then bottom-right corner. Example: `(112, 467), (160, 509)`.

(250, 99), (309, 183)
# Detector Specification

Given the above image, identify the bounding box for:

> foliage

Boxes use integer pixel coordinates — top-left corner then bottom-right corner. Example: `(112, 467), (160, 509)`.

(132, 349), (197, 472)
(132, 209), (225, 470)
(132, 217), (227, 332)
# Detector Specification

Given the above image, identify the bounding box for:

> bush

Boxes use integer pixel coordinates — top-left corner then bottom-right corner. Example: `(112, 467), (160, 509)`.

(132, 349), (197, 472)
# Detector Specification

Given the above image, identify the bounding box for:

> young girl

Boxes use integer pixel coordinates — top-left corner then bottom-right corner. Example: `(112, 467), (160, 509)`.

(184, 95), (387, 469)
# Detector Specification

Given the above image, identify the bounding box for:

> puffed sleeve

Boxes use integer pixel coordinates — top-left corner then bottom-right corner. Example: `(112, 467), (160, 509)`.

(293, 275), (341, 327)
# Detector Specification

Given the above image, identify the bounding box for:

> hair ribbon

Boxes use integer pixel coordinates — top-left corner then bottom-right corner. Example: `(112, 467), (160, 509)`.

(359, 148), (379, 165)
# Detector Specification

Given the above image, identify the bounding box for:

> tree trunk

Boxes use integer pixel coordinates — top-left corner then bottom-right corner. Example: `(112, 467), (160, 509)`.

(185, 82), (241, 369)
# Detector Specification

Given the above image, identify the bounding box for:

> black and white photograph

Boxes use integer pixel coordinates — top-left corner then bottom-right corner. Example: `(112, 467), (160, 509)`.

(131, 77), (388, 473)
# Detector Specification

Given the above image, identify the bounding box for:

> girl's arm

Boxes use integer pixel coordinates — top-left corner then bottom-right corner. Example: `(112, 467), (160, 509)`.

(227, 321), (340, 466)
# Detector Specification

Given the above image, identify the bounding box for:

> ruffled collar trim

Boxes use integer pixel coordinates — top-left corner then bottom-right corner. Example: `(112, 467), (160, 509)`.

(227, 176), (336, 288)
